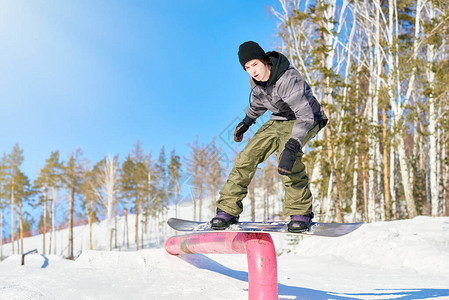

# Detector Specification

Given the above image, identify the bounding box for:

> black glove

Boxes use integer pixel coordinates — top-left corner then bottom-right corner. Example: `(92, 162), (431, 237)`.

(234, 115), (255, 142)
(278, 138), (302, 175)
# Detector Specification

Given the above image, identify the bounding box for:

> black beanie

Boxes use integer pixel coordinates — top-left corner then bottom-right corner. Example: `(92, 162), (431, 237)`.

(238, 41), (268, 69)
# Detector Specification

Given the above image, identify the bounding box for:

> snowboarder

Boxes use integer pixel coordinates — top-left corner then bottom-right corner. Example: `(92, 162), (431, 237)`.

(211, 41), (328, 233)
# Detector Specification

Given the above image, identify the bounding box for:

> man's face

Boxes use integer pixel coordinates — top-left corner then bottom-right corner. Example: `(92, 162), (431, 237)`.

(244, 59), (270, 82)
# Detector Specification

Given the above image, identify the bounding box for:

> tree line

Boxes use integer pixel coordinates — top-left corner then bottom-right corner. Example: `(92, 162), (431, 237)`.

(0, 137), (286, 259)
(0, 141), (194, 258)
(272, 0), (449, 222)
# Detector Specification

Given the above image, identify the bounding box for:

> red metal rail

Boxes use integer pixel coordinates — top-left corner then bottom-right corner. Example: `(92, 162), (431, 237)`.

(165, 232), (278, 300)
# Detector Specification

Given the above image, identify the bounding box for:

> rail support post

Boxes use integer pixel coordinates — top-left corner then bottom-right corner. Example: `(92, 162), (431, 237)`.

(165, 232), (278, 300)
(21, 249), (38, 266)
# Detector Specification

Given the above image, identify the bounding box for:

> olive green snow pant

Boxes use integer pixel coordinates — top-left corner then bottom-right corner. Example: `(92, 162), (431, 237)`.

(216, 119), (322, 217)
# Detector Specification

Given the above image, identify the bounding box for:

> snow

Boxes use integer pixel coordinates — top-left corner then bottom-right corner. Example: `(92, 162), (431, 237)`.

(1, 208), (449, 300)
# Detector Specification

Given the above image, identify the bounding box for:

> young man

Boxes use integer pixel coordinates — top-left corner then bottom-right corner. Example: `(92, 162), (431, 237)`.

(211, 41), (327, 232)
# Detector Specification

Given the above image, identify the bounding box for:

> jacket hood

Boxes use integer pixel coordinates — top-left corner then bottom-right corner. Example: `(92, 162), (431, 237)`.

(253, 51), (290, 86)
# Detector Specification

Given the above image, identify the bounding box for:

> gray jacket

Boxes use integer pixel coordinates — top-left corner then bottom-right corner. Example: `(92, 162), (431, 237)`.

(246, 56), (327, 146)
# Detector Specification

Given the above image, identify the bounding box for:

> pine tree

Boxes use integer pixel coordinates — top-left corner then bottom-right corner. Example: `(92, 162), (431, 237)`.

(63, 149), (84, 259)
(168, 150), (181, 218)
(13, 169), (32, 254)
(34, 171), (50, 254)
(49, 152), (63, 254)
(154, 147), (168, 224)
(81, 160), (102, 250)
(131, 141), (149, 250)
(5, 143), (24, 254)
(34, 151), (63, 254)
(119, 155), (136, 248)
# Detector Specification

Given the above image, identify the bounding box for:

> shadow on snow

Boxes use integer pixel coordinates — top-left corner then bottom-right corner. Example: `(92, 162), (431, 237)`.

(40, 254), (49, 268)
(178, 254), (449, 300)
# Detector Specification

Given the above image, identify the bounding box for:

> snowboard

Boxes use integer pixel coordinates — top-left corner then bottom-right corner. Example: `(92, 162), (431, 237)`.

(167, 217), (362, 237)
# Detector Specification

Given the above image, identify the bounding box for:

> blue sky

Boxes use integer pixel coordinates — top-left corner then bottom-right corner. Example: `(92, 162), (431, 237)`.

(0, 0), (282, 183)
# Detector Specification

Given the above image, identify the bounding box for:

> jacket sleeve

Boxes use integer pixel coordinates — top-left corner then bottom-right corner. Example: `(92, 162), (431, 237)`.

(245, 92), (268, 120)
(277, 73), (315, 146)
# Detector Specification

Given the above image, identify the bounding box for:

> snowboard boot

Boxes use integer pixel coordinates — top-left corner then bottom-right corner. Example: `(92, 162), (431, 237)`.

(287, 212), (314, 233)
(210, 209), (239, 230)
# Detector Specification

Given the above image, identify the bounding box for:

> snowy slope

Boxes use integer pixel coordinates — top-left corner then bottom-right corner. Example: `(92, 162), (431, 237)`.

(1, 207), (449, 299)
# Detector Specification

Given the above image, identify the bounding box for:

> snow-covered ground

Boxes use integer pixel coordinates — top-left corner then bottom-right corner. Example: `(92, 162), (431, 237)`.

(1, 203), (449, 300)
